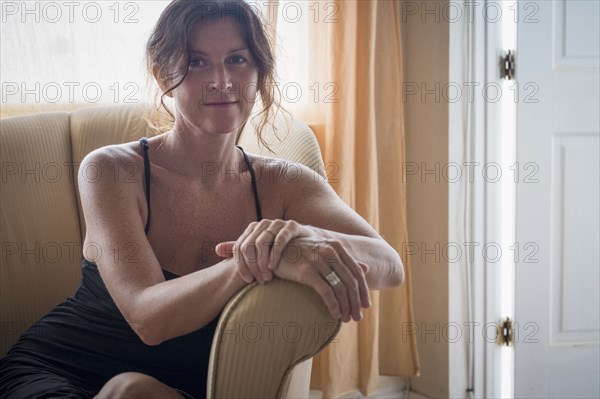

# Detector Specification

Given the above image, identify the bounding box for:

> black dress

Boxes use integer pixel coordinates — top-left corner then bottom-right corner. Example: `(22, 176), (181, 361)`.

(0, 138), (263, 399)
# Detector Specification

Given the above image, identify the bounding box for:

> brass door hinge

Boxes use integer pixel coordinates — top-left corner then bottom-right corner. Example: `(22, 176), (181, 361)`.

(501, 50), (515, 80)
(496, 317), (514, 346)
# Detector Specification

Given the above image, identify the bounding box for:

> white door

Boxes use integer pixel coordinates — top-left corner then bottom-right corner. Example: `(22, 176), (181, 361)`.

(516, 0), (600, 398)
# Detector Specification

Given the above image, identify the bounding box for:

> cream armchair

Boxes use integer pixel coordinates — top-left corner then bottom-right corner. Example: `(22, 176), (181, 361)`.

(0, 103), (340, 398)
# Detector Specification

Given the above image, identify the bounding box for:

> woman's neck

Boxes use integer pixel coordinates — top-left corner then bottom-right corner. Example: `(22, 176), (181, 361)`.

(150, 127), (247, 187)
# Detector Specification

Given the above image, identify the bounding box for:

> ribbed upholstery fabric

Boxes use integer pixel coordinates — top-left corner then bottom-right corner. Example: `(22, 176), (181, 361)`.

(0, 113), (82, 355)
(207, 279), (340, 399)
(236, 112), (327, 181)
(0, 103), (338, 397)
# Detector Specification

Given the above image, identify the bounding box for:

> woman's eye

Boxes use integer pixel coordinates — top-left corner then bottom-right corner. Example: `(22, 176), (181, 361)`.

(228, 55), (246, 64)
(189, 58), (206, 68)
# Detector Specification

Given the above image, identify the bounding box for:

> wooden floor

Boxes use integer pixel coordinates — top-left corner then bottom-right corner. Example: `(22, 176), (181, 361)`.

(309, 377), (430, 399)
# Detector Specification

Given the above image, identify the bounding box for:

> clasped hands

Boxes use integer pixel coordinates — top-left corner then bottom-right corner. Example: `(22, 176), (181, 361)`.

(215, 219), (371, 322)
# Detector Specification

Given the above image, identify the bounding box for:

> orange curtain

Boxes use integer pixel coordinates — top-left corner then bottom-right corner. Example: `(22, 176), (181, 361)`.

(273, 0), (420, 396)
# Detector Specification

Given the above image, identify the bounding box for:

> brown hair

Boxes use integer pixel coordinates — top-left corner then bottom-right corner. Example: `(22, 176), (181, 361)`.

(144, 0), (286, 151)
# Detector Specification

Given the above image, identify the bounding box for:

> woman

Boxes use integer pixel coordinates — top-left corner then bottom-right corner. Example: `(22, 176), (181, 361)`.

(0, 1), (403, 398)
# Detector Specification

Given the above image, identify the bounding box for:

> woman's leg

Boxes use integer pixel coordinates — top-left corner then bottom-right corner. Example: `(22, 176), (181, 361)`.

(0, 369), (94, 399)
(94, 372), (187, 399)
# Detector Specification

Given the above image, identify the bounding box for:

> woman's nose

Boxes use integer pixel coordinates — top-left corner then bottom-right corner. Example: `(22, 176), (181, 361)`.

(206, 81), (233, 91)
(207, 66), (233, 92)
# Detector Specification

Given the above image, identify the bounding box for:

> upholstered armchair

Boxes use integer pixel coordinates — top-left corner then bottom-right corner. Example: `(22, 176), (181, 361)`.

(0, 103), (340, 398)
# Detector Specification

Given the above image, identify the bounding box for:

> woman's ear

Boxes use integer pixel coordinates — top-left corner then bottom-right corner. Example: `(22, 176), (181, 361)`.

(152, 65), (174, 98)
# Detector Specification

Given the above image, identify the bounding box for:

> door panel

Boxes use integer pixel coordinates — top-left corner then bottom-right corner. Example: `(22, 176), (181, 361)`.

(516, 0), (600, 397)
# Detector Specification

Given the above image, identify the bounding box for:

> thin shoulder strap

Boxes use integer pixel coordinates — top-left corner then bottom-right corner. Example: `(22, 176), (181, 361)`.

(236, 145), (263, 221)
(139, 137), (151, 234)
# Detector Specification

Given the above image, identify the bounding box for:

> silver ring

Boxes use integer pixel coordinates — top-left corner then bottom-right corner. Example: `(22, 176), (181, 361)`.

(325, 271), (341, 287)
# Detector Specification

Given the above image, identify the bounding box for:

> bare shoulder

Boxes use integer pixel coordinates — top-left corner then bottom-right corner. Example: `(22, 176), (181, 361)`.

(79, 141), (143, 174)
(77, 140), (146, 196)
(243, 151), (326, 192)
(242, 151), (330, 221)
(245, 151), (379, 238)
(78, 141), (146, 243)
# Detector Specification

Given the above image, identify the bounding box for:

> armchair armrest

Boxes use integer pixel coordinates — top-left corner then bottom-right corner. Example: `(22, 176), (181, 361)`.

(207, 278), (341, 399)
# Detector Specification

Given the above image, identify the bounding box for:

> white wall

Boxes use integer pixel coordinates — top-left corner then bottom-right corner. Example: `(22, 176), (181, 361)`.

(401, 1), (450, 397)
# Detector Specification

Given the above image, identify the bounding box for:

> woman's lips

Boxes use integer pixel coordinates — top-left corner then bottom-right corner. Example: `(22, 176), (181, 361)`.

(204, 101), (238, 107)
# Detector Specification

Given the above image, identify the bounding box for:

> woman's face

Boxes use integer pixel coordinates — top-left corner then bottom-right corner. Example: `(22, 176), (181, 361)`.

(172, 17), (259, 135)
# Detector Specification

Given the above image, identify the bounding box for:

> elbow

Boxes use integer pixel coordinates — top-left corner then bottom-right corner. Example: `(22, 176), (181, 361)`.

(134, 326), (164, 346)
(372, 248), (405, 289)
(395, 260), (405, 287)
(129, 314), (165, 347)
(126, 289), (168, 346)
(389, 253), (405, 288)
(138, 330), (164, 347)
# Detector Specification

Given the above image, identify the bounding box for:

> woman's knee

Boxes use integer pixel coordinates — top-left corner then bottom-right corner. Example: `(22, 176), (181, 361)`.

(94, 372), (183, 399)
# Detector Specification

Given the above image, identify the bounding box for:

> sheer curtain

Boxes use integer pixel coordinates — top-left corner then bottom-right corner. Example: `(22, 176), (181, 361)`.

(0, 1), (170, 118)
(272, 1), (420, 396)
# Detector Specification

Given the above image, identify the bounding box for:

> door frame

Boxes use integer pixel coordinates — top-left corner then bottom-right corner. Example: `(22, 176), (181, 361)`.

(448, 1), (511, 397)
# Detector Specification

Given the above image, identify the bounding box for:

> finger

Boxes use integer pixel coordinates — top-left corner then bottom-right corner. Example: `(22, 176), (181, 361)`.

(324, 253), (362, 321)
(281, 237), (345, 319)
(252, 219), (296, 280)
(240, 239), (263, 283)
(237, 268), (253, 284)
(234, 241), (254, 283)
(234, 223), (259, 283)
(232, 244), (253, 283)
(266, 219), (300, 271)
(267, 222), (290, 270)
(358, 262), (370, 274)
(328, 240), (371, 313)
(254, 222), (285, 280)
(331, 241), (370, 309)
(303, 266), (342, 320)
(314, 251), (351, 322)
(265, 229), (284, 271)
(356, 262), (371, 307)
(241, 220), (275, 283)
(271, 238), (344, 321)
(267, 219), (290, 270)
(215, 241), (235, 258)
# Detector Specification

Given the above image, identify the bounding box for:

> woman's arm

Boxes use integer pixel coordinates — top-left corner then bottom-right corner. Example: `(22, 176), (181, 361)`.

(302, 226), (403, 290)
(220, 161), (403, 291)
(279, 162), (404, 290)
(214, 160), (403, 323)
(79, 148), (246, 346)
(134, 257), (246, 345)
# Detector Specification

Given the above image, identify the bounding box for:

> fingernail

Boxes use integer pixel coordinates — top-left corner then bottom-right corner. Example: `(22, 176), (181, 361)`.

(262, 273), (271, 281)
